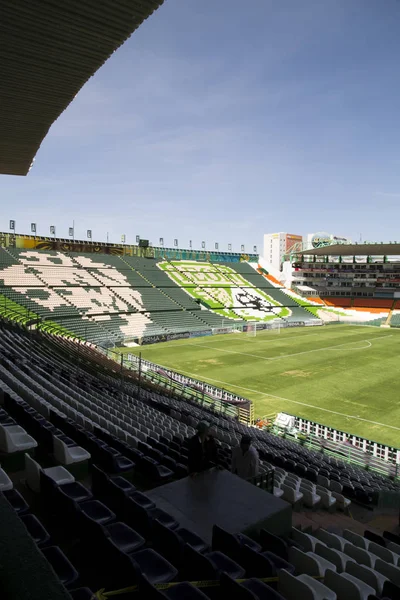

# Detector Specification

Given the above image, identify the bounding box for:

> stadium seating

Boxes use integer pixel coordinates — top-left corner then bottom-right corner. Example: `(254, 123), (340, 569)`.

(0, 319), (399, 597)
(2, 249), (278, 343)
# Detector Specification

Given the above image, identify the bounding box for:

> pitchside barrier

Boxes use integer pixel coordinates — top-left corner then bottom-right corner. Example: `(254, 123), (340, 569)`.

(99, 347), (254, 424)
(274, 413), (400, 480)
(135, 319), (324, 346)
(123, 352), (254, 425)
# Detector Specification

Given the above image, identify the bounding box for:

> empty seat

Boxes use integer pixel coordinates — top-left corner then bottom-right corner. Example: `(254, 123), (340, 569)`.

(319, 490), (336, 512)
(20, 514), (51, 547)
(316, 530), (347, 552)
(383, 531), (400, 546)
(369, 541), (400, 566)
(41, 546), (79, 589)
(330, 481), (343, 494)
(278, 568), (336, 600)
(2, 488), (30, 514)
(374, 558), (400, 587)
(260, 529), (289, 560)
(112, 547), (178, 587)
(343, 530), (369, 550)
(139, 572), (209, 599)
(289, 547), (337, 577)
(154, 520), (209, 567)
(315, 543), (355, 573)
(212, 525), (261, 564)
(388, 540), (400, 555)
(0, 424), (37, 453)
(324, 568), (375, 600)
(241, 544), (295, 578)
(221, 572), (286, 600)
(344, 542), (378, 568)
(301, 487), (321, 509)
(281, 484), (303, 509)
(53, 436), (90, 465)
(292, 528), (321, 552)
(317, 475), (330, 488)
(75, 499), (116, 526)
(331, 492), (351, 512)
(364, 530), (387, 547)
(0, 466), (13, 491)
(183, 544), (245, 581)
(101, 521), (145, 554)
(346, 561), (388, 596)
(25, 453), (75, 493)
(274, 487), (284, 498)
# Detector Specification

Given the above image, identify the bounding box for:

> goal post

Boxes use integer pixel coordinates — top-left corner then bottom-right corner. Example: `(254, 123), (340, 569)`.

(267, 321), (281, 334)
(246, 321), (281, 337)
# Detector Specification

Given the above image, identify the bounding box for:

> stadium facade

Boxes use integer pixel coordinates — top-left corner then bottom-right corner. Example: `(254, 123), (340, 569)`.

(292, 243), (400, 306)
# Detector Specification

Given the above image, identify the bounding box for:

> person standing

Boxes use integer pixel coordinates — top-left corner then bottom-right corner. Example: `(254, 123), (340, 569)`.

(231, 435), (259, 480)
(188, 421), (211, 476)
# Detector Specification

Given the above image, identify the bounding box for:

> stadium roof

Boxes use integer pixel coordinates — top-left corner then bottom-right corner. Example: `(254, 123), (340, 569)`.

(301, 243), (400, 256)
(0, 0), (164, 176)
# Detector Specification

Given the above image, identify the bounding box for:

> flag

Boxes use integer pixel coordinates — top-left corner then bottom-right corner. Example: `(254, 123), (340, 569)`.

(241, 244), (245, 251)
(69, 227), (74, 237)
(136, 235), (140, 243)
(9, 220), (15, 231)
(215, 242), (219, 250)
(31, 223), (37, 234)
(253, 245), (257, 253)
(87, 230), (92, 239)
(159, 237), (164, 246)
(189, 240), (192, 248)
(121, 234), (126, 243)
(50, 225), (56, 235)
(228, 243), (232, 251)
(201, 241), (205, 249)
(174, 239), (178, 247)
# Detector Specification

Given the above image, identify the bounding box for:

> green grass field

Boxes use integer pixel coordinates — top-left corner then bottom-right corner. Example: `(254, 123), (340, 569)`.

(118, 325), (400, 448)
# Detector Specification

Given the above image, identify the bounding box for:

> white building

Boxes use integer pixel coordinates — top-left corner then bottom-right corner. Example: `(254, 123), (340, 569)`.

(263, 232), (303, 272)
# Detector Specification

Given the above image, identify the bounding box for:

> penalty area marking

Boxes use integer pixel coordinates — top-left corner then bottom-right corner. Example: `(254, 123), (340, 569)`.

(173, 366), (400, 433)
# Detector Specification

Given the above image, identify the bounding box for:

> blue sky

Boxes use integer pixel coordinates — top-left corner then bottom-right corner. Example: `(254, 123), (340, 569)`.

(2, 0), (400, 251)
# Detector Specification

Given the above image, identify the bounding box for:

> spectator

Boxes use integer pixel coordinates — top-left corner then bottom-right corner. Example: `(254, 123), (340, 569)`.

(231, 435), (259, 480)
(188, 421), (215, 476)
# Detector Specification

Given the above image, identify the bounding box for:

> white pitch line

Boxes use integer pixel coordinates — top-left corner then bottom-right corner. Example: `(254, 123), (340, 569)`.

(199, 331), (322, 344)
(187, 335), (392, 362)
(173, 367), (400, 433)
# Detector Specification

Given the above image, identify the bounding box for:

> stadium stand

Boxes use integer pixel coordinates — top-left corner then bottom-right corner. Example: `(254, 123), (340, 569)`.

(0, 249), (319, 345)
(0, 320), (399, 597)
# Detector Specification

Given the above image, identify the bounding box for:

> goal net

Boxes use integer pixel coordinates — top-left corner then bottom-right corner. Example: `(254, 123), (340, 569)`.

(211, 324), (243, 335)
(247, 322), (281, 337)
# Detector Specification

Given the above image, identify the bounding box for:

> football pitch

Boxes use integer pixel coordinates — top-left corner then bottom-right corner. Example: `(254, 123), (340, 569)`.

(119, 325), (400, 448)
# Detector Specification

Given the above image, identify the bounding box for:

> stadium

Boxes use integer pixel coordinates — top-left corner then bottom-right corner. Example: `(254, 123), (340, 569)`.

(0, 2), (400, 600)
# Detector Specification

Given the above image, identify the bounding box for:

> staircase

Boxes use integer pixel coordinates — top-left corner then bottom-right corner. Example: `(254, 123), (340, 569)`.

(383, 309), (394, 327)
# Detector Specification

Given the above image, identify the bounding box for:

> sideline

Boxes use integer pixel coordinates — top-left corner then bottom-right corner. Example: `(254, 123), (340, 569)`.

(173, 366), (400, 433)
